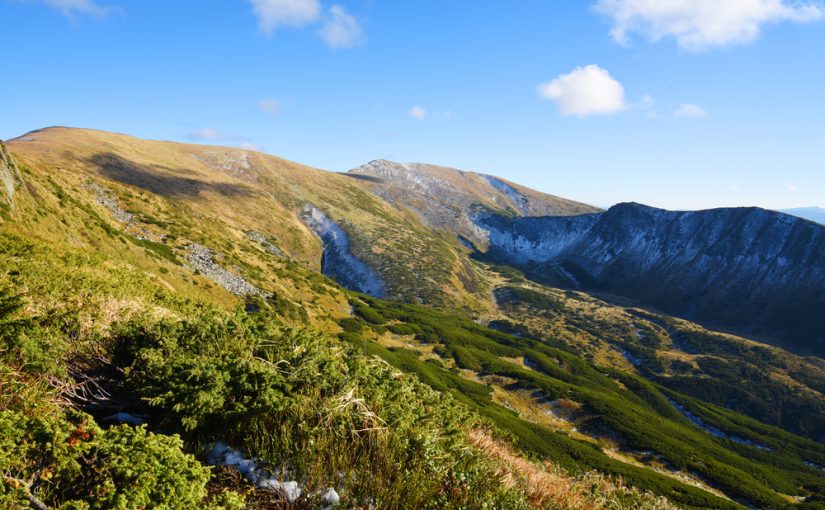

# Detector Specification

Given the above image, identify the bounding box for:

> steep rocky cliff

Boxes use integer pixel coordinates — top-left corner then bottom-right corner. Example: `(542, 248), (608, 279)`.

(478, 203), (825, 354)
(0, 141), (21, 210)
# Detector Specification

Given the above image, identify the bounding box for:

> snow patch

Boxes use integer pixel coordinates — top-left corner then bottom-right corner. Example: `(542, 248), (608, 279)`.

(483, 175), (529, 215)
(301, 205), (385, 297)
(618, 348), (642, 368)
(207, 443), (303, 503)
(668, 399), (770, 451)
(103, 412), (145, 425)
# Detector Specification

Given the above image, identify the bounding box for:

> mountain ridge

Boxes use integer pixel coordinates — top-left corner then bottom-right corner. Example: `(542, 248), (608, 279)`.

(347, 158), (599, 247)
(4, 127), (825, 508)
(782, 206), (825, 225)
(477, 201), (825, 355)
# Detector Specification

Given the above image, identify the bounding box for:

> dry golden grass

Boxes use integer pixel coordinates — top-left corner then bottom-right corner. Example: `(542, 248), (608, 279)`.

(7, 127), (494, 313)
(468, 429), (678, 510)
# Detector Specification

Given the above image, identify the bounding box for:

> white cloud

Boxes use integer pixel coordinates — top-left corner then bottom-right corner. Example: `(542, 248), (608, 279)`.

(673, 103), (708, 118)
(239, 142), (263, 152)
(42, 0), (114, 18)
(320, 5), (364, 48)
(258, 98), (281, 115)
(635, 94), (658, 116)
(247, 0), (321, 34)
(726, 184), (742, 192)
(186, 129), (222, 141)
(538, 64), (625, 117)
(408, 105), (427, 120)
(787, 184), (799, 192)
(593, 0), (824, 51)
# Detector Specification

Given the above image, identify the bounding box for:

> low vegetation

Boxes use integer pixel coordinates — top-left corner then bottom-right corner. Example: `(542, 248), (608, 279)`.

(343, 295), (825, 509)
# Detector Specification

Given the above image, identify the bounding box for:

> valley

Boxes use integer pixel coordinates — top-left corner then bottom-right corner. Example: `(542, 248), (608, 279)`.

(1, 128), (824, 509)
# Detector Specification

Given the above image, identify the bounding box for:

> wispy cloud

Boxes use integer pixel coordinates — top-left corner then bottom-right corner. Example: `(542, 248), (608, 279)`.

(320, 5), (364, 48)
(247, 0), (365, 48)
(239, 142), (264, 152)
(538, 64), (625, 117)
(673, 103), (708, 119)
(247, 0), (321, 34)
(41, 0), (115, 19)
(408, 105), (427, 121)
(593, 0), (824, 51)
(787, 184), (799, 192)
(186, 128), (223, 141)
(258, 98), (281, 116)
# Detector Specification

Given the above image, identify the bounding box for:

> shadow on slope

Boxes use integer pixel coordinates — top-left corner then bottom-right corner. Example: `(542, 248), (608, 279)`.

(85, 152), (253, 198)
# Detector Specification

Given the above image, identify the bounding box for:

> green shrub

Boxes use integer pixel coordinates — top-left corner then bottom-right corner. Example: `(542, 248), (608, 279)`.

(338, 317), (363, 332)
(115, 310), (530, 509)
(0, 410), (230, 510)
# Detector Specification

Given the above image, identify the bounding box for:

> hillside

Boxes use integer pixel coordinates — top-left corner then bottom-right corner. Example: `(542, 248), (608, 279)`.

(347, 159), (598, 247)
(6, 127), (493, 311)
(2, 127), (825, 509)
(478, 202), (825, 356)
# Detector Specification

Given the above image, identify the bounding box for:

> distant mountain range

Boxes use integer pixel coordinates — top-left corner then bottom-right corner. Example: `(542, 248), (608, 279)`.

(477, 203), (825, 355)
(782, 207), (825, 225)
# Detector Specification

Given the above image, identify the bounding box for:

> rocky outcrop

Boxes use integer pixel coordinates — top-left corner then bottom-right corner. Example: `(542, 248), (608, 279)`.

(87, 181), (135, 224)
(186, 243), (266, 296)
(246, 230), (285, 257)
(478, 203), (825, 355)
(0, 141), (22, 209)
(300, 205), (385, 297)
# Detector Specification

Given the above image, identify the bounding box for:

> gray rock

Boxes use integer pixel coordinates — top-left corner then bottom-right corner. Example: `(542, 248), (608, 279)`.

(246, 230), (285, 257)
(0, 142), (22, 208)
(186, 243), (266, 296)
(323, 488), (340, 506)
(86, 182), (135, 225)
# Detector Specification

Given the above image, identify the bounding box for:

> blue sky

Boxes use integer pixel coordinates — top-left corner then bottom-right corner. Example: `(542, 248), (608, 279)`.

(2, 0), (824, 210)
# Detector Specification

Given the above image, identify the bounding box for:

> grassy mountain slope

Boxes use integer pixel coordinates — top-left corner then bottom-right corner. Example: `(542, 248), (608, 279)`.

(3, 127), (825, 508)
(348, 159), (599, 247)
(342, 293), (825, 509)
(0, 210), (670, 509)
(6, 127), (489, 311)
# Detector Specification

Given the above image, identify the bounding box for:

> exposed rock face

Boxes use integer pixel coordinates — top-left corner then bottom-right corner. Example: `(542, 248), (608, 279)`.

(0, 142), (21, 208)
(478, 203), (825, 355)
(300, 205), (385, 297)
(186, 243), (265, 296)
(246, 230), (285, 257)
(87, 181), (135, 224)
(347, 159), (598, 246)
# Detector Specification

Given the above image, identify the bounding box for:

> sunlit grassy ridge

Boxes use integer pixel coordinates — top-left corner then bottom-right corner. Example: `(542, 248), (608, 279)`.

(6, 127), (490, 311)
(0, 233), (680, 509)
(3, 128), (825, 508)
